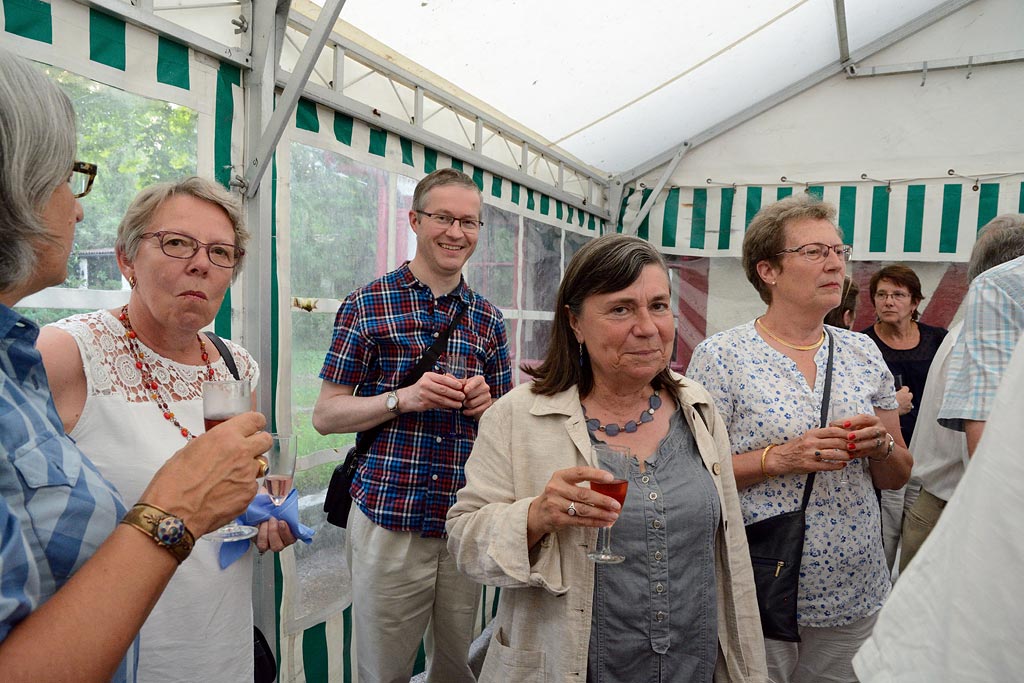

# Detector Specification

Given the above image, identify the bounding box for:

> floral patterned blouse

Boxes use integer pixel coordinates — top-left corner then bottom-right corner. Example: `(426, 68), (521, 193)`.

(687, 321), (897, 628)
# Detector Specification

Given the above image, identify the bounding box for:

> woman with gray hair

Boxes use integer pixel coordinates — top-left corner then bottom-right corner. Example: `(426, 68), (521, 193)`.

(0, 49), (270, 682)
(687, 194), (911, 683)
(38, 176), (296, 682)
(448, 233), (766, 682)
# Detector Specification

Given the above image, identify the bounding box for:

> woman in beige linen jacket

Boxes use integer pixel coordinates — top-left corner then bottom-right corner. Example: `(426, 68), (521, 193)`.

(447, 234), (766, 683)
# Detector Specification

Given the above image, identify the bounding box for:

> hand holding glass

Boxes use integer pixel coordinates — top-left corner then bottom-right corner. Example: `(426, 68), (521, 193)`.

(263, 435), (296, 506)
(587, 443), (631, 564)
(202, 379), (259, 540)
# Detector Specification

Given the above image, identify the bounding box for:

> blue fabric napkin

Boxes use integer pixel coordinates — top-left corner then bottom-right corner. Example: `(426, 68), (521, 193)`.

(218, 489), (315, 569)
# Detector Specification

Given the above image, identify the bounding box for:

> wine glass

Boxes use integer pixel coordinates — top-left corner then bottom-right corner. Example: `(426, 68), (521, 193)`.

(828, 401), (852, 488)
(445, 352), (475, 383)
(263, 434), (296, 506)
(587, 443), (632, 564)
(202, 379), (259, 540)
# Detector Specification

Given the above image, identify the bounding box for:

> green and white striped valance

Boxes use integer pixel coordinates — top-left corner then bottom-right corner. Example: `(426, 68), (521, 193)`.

(289, 97), (605, 235)
(618, 180), (1024, 262)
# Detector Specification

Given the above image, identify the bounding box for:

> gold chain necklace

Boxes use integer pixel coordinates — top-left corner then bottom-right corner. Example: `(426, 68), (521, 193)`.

(756, 317), (825, 351)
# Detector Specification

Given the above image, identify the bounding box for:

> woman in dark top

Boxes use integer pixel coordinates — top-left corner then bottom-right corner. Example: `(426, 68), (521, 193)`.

(860, 265), (947, 444)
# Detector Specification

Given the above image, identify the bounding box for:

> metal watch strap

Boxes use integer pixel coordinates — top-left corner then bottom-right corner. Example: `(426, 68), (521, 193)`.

(121, 503), (195, 564)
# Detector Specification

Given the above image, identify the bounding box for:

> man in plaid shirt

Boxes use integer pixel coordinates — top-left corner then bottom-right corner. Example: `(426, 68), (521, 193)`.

(314, 169), (512, 683)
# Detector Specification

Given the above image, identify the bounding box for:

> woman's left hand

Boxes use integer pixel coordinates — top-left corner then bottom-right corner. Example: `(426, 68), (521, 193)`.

(829, 413), (892, 460)
(255, 519), (297, 554)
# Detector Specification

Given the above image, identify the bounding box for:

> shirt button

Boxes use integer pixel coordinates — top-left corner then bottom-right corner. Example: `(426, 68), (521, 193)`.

(712, 462), (721, 475)
(432, 332), (439, 338)
(649, 492), (658, 501)
(431, 474), (438, 481)
(655, 583), (665, 593)
(641, 475), (650, 484)
(655, 611), (665, 622)
(654, 551), (663, 561)
(652, 520), (662, 529)
(435, 436), (443, 444)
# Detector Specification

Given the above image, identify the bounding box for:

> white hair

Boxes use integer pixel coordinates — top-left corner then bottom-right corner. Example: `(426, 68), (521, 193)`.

(0, 49), (77, 293)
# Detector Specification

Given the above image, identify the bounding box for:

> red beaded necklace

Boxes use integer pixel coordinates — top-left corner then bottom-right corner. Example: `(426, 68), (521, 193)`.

(119, 304), (213, 441)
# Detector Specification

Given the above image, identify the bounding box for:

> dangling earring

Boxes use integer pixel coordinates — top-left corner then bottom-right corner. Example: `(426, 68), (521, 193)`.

(129, 275), (137, 289)
(578, 342), (585, 368)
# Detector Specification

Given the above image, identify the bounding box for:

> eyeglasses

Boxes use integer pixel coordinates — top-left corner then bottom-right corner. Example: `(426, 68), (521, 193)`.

(140, 231), (244, 268)
(415, 211), (483, 231)
(776, 243), (853, 263)
(874, 291), (911, 302)
(69, 161), (97, 198)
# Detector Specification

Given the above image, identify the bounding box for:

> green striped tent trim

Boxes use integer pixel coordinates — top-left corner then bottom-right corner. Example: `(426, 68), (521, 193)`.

(292, 98), (604, 235)
(617, 181), (1024, 262)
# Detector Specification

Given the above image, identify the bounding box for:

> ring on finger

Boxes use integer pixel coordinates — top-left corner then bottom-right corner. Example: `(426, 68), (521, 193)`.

(256, 457), (268, 478)
(567, 501), (578, 517)
(875, 438), (882, 449)
(814, 450), (822, 462)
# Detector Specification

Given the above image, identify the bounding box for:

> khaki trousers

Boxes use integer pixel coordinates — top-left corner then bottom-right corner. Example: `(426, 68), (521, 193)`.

(898, 487), (947, 573)
(346, 505), (480, 683)
(765, 611), (878, 683)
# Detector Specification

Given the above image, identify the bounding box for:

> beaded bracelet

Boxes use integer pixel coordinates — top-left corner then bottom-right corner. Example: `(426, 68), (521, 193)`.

(761, 444), (777, 479)
(869, 433), (896, 462)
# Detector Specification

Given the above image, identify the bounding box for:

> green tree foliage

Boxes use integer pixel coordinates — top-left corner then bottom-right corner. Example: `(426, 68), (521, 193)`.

(288, 143), (384, 299)
(45, 67), (197, 290)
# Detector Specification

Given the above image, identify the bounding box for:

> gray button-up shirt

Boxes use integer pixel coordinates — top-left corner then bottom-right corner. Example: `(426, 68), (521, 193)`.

(588, 410), (721, 683)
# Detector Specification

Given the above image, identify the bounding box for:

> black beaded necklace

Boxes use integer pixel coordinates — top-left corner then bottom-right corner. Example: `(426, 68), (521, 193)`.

(583, 391), (663, 436)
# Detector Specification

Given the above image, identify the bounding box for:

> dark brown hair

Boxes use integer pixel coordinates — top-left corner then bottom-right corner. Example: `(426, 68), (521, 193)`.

(869, 264), (923, 321)
(525, 233), (680, 398)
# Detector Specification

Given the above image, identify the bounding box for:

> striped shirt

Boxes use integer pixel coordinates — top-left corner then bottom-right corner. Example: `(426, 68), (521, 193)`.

(939, 255), (1024, 431)
(0, 305), (136, 681)
(320, 264), (512, 537)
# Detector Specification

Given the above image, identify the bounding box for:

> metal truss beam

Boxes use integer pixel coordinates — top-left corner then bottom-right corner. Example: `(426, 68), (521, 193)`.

(846, 49), (1024, 78)
(283, 71), (612, 221)
(833, 0), (850, 64)
(241, 0), (346, 197)
(285, 10), (607, 210)
(626, 145), (687, 234)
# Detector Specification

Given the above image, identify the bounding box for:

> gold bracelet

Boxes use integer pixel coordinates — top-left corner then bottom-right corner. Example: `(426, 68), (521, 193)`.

(761, 444), (777, 479)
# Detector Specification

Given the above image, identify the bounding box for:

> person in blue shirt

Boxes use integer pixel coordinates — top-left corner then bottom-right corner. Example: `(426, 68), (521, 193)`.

(0, 48), (271, 682)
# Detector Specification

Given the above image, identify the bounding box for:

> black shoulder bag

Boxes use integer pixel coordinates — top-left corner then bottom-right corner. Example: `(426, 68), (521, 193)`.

(744, 329), (834, 642)
(203, 332), (277, 683)
(322, 306), (467, 528)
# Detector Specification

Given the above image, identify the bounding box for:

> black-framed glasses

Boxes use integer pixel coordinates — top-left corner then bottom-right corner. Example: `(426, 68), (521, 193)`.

(415, 211), (483, 231)
(776, 242), (852, 263)
(140, 231), (244, 268)
(69, 161), (97, 198)
(874, 290), (911, 302)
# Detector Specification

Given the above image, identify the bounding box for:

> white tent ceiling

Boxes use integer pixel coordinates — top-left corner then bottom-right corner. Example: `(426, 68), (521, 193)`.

(312, 0), (956, 174)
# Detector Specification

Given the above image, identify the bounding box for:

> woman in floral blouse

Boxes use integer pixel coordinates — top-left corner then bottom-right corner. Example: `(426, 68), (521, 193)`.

(687, 194), (911, 683)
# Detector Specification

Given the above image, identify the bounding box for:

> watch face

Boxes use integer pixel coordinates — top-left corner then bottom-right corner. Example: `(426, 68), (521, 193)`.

(386, 393), (398, 410)
(155, 517), (187, 546)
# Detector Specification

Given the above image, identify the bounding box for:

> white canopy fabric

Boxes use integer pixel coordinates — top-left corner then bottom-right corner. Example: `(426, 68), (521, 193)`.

(320, 0), (954, 173)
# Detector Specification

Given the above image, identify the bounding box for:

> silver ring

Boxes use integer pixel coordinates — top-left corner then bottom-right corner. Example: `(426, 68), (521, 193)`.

(814, 451), (822, 462)
(875, 438), (882, 449)
(567, 501), (577, 517)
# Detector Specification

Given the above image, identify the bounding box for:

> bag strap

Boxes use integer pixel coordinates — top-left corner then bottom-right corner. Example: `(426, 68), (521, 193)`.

(204, 331), (240, 381)
(799, 329), (835, 511)
(354, 303), (468, 453)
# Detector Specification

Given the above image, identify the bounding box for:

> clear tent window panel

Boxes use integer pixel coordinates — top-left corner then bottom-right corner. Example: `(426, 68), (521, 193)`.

(464, 204), (518, 309)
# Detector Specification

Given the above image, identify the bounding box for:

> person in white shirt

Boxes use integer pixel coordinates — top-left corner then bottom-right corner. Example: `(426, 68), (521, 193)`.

(897, 214), (1024, 571)
(853, 334), (1024, 682)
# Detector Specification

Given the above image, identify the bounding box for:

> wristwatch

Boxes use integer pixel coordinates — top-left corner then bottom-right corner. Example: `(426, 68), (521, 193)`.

(121, 503), (195, 564)
(385, 390), (401, 414)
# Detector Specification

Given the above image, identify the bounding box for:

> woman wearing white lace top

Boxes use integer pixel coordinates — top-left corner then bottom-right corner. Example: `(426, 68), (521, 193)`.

(38, 177), (295, 683)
